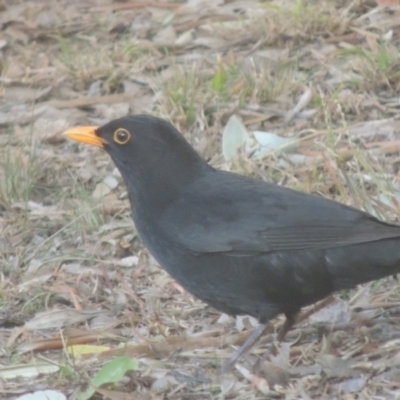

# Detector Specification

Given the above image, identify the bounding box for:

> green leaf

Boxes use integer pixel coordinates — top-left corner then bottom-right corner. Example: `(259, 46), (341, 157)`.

(77, 356), (138, 400)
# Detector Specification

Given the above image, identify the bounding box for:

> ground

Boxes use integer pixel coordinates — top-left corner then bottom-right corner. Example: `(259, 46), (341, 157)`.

(1, 0), (400, 399)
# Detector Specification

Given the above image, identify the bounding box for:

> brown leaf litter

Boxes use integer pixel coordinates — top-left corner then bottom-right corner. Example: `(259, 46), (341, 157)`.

(1, 0), (400, 398)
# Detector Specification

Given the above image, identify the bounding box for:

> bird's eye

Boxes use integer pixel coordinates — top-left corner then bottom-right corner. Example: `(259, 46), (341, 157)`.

(113, 128), (131, 145)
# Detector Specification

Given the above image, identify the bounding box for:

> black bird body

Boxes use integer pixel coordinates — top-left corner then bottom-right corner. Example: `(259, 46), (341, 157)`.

(140, 170), (400, 323)
(64, 115), (400, 364)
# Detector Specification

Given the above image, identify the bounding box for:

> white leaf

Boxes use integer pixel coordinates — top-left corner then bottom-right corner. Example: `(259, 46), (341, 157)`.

(103, 175), (119, 190)
(15, 390), (67, 400)
(250, 131), (298, 158)
(117, 256), (139, 268)
(16, 390), (66, 400)
(222, 115), (248, 161)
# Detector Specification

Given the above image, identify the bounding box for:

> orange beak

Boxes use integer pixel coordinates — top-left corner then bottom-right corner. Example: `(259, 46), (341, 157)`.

(63, 126), (106, 148)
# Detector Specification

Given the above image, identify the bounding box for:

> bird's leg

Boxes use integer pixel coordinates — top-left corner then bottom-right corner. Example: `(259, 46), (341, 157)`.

(277, 313), (296, 342)
(222, 296), (336, 373)
(276, 296), (335, 342)
(273, 296), (336, 346)
(222, 314), (297, 373)
(221, 322), (269, 374)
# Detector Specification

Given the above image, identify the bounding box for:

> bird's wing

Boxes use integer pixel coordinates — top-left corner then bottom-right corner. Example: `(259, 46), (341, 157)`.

(159, 171), (400, 255)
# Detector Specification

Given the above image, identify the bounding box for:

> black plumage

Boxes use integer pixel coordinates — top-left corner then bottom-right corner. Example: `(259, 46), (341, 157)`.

(64, 115), (400, 370)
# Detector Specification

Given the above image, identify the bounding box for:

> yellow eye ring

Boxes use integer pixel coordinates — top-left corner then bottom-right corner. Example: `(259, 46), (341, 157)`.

(113, 128), (131, 145)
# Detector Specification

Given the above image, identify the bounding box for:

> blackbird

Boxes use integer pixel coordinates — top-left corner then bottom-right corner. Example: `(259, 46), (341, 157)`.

(64, 115), (400, 371)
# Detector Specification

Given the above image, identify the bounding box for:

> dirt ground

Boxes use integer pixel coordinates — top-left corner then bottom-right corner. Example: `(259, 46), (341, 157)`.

(1, 0), (400, 399)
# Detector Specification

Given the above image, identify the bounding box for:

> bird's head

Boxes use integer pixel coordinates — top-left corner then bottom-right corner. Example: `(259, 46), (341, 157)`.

(63, 115), (211, 207)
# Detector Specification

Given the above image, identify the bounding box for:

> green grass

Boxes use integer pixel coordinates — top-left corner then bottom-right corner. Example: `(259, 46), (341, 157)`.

(0, 126), (41, 209)
(162, 64), (209, 126)
(339, 43), (400, 91)
(57, 35), (120, 90)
